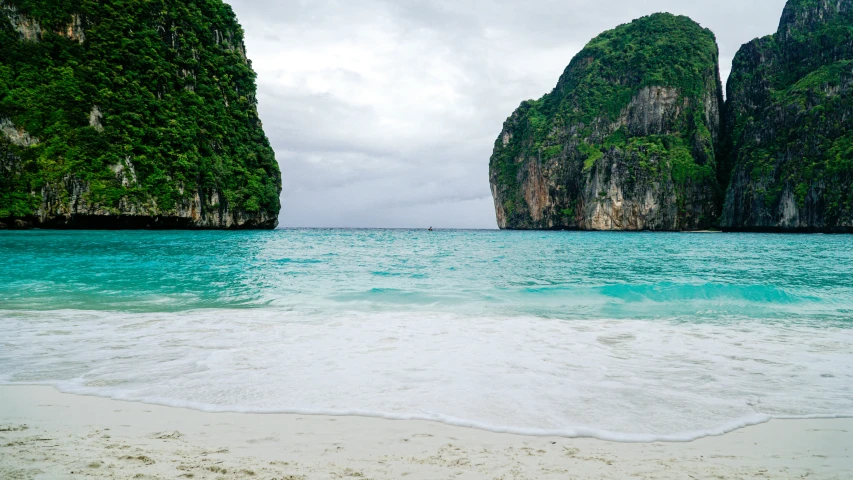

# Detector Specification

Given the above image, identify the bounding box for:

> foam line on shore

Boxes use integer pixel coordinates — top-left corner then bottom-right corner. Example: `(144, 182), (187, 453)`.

(4, 308), (852, 441)
(6, 382), (852, 444)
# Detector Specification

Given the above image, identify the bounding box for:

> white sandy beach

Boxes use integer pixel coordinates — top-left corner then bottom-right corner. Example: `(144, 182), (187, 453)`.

(1, 386), (851, 479)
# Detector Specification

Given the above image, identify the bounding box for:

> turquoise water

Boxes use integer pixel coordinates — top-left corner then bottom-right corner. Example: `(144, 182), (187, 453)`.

(2, 230), (852, 319)
(1, 230), (852, 440)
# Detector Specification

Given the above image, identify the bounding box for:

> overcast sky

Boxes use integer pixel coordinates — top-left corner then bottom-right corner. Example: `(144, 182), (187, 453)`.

(228, 0), (787, 229)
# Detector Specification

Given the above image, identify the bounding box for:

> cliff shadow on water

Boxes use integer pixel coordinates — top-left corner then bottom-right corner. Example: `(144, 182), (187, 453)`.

(0, 0), (281, 230)
(489, 0), (853, 233)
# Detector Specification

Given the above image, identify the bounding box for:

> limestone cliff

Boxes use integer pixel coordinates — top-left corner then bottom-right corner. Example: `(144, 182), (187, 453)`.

(721, 0), (853, 232)
(489, 14), (723, 231)
(0, 0), (281, 230)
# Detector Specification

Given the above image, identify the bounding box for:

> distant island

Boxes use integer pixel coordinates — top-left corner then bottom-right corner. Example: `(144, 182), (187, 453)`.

(0, 0), (281, 230)
(490, 0), (853, 232)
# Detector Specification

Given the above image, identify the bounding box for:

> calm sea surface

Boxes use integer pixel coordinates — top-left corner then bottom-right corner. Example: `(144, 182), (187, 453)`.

(1, 230), (851, 440)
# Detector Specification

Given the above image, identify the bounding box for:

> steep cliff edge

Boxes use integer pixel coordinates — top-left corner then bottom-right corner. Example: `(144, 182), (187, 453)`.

(721, 0), (853, 232)
(489, 14), (723, 231)
(0, 0), (281, 230)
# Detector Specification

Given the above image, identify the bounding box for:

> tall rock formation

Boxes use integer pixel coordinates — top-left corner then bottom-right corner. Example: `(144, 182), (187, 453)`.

(0, 0), (281, 229)
(489, 13), (723, 231)
(721, 0), (853, 232)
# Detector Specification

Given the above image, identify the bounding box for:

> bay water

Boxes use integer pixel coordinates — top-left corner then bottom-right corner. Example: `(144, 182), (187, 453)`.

(1, 230), (851, 441)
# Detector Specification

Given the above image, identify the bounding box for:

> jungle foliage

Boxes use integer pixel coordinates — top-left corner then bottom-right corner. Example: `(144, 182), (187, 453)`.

(0, 0), (281, 220)
(490, 13), (721, 221)
(723, 0), (853, 226)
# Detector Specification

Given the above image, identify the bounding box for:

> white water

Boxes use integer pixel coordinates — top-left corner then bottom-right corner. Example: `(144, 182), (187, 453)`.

(2, 308), (851, 442)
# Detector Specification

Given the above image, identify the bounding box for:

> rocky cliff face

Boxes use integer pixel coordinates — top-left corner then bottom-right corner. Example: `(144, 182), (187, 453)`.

(720, 0), (853, 232)
(0, 0), (281, 230)
(489, 14), (723, 231)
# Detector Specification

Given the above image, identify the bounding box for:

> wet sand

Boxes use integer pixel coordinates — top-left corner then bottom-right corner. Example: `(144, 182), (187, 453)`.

(1, 386), (851, 479)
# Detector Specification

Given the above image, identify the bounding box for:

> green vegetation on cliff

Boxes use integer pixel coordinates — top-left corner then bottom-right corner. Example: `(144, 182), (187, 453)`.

(722, 0), (853, 230)
(490, 13), (722, 230)
(0, 0), (281, 228)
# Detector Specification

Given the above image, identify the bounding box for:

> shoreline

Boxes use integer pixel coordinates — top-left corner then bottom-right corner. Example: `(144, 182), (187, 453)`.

(2, 386), (851, 479)
(0, 384), (801, 444)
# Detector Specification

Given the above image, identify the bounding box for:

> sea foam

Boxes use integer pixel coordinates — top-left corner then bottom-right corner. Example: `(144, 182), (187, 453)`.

(2, 307), (852, 442)
(2, 230), (852, 442)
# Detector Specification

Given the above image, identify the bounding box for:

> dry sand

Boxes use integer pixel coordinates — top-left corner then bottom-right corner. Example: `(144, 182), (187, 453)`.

(1, 386), (851, 479)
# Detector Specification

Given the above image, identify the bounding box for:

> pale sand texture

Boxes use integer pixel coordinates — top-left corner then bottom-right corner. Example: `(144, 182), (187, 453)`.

(1, 386), (851, 479)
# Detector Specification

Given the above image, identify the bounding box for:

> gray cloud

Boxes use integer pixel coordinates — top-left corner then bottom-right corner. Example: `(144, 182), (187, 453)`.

(228, 0), (788, 229)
